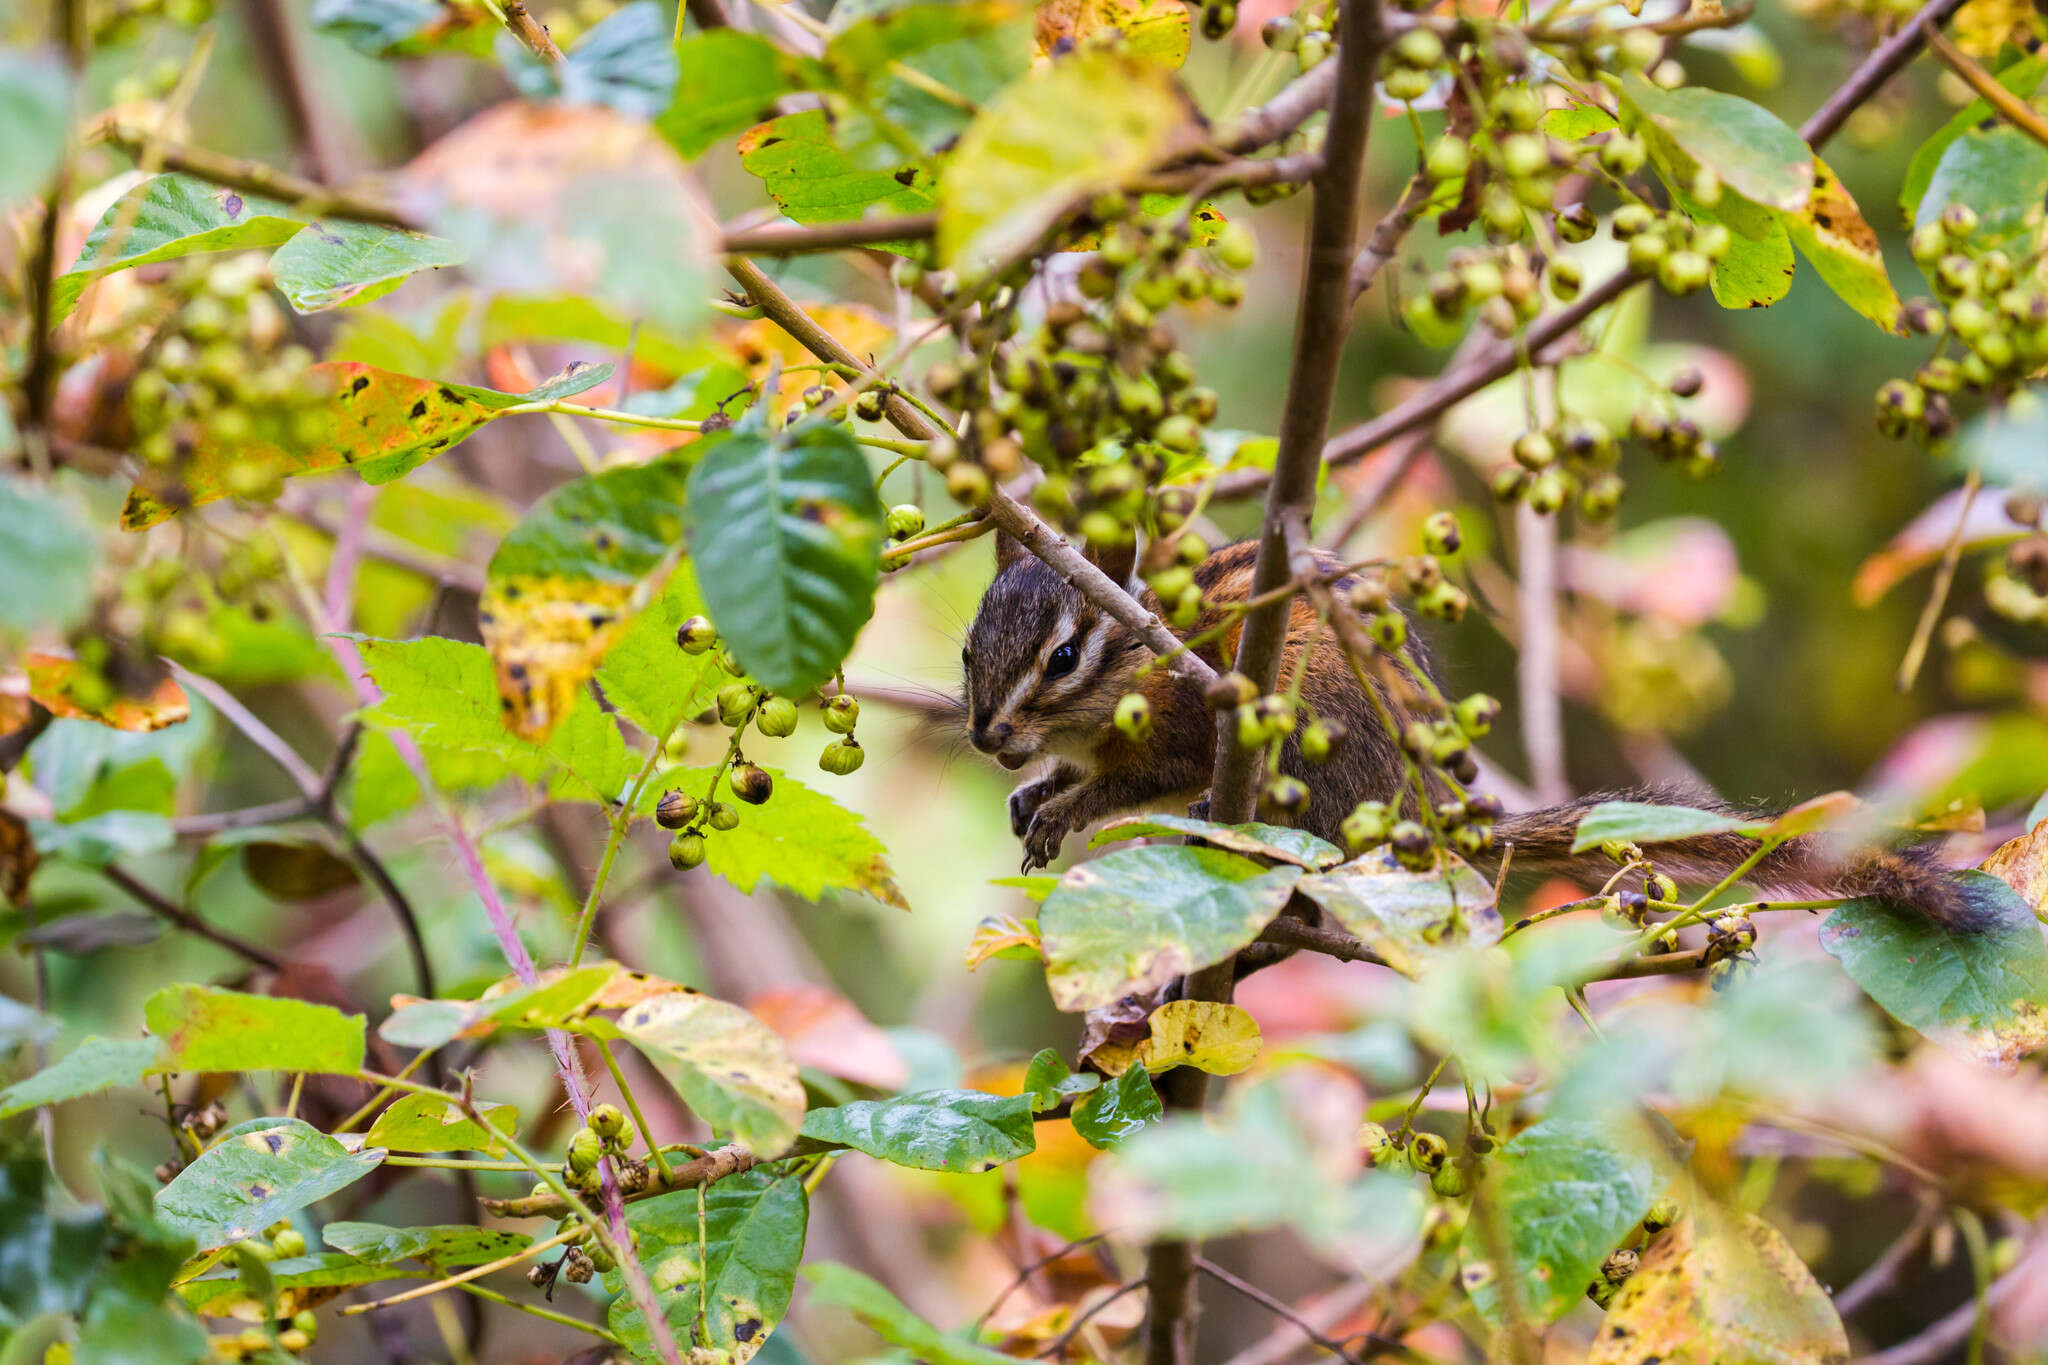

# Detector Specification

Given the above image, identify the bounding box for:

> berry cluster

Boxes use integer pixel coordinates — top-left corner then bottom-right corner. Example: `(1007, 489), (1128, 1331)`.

(90, 0), (211, 45)
(1257, 3), (1340, 74)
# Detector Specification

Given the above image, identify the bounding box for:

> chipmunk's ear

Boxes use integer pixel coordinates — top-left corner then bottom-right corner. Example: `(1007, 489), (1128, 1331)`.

(994, 531), (1026, 571)
(1083, 536), (1137, 589)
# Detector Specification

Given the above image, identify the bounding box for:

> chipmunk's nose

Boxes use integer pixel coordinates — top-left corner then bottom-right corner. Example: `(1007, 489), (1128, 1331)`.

(971, 719), (1012, 754)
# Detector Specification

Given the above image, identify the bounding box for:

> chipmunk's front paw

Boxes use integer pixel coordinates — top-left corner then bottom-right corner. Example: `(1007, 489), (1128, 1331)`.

(1020, 807), (1073, 872)
(1009, 776), (1059, 839)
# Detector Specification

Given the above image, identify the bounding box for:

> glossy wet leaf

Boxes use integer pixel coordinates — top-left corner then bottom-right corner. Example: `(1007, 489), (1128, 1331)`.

(377, 962), (620, 1048)
(120, 359), (611, 529)
(480, 452), (690, 742)
(1571, 800), (1760, 851)
(1782, 159), (1900, 332)
(154, 1117), (385, 1251)
(357, 634), (634, 803)
(268, 220), (466, 313)
(685, 418), (886, 697)
(55, 174), (313, 321)
(1021, 1048), (1098, 1111)
(1618, 70), (1814, 211)
(592, 567), (728, 739)
(937, 50), (1195, 273)
(1039, 844), (1302, 1011)
(1071, 1061), (1161, 1149)
(0, 479), (96, 633)
(1914, 123), (2048, 252)
(1033, 0), (1188, 67)
(502, 1), (675, 115)
(1465, 1119), (1657, 1327)
(641, 764), (907, 908)
(0, 55), (71, 203)
(738, 109), (936, 247)
(0, 1036), (161, 1118)
(802, 1263), (1016, 1365)
(1588, 1204), (1848, 1365)
(1297, 849), (1501, 978)
(612, 1170), (809, 1363)
(1901, 52), (2048, 217)
(362, 1093), (515, 1155)
(323, 1221), (531, 1268)
(799, 1089), (1035, 1171)
(1090, 814), (1344, 868)
(26, 654), (189, 732)
(659, 28), (825, 158)
(1820, 870), (2048, 1068)
(604, 990), (806, 1154)
(144, 984), (366, 1076)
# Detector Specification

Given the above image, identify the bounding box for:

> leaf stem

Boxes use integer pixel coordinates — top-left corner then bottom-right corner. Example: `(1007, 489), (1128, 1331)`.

(570, 724), (676, 967)
(455, 1282), (624, 1343)
(595, 1038), (673, 1184)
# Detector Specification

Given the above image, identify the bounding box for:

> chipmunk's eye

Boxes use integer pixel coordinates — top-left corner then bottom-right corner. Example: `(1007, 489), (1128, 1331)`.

(1045, 639), (1080, 679)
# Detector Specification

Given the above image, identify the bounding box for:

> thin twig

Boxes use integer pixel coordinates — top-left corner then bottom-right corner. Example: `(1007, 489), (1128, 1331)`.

(1854, 1246), (2029, 1365)
(1896, 467), (1979, 691)
(1834, 1200), (1940, 1317)
(1514, 503), (1568, 804)
(1219, 1280), (1377, 1365)
(1347, 176), (1432, 306)
(95, 123), (412, 227)
(168, 664), (324, 797)
(100, 863), (284, 970)
(1194, 1259), (1387, 1365)
(1036, 1280), (1147, 1361)
(1920, 16), (2048, 146)
(976, 1233), (1111, 1333)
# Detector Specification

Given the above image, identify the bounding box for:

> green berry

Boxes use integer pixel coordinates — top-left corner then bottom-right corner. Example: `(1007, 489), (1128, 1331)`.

(677, 616), (717, 653)
(755, 695), (800, 738)
(588, 1103), (627, 1140)
(823, 693), (860, 734)
(271, 1227), (306, 1259)
(886, 504), (925, 539)
(1421, 510), (1462, 556)
(668, 831), (707, 870)
(568, 1127), (603, 1173)
(819, 737), (865, 775)
(1114, 692), (1153, 742)
(716, 683), (757, 728)
(708, 802), (740, 831)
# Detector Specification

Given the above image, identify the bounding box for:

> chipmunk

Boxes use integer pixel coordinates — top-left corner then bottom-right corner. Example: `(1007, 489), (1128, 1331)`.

(962, 533), (1981, 930)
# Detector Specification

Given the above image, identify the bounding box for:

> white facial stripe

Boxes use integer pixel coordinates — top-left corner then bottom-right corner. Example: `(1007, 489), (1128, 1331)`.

(994, 605), (1075, 720)
(1039, 614), (1112, 703)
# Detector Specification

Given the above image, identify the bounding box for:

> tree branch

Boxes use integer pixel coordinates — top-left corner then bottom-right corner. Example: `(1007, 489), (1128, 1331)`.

(722, 215), (936, 256)
(96, 123), (413, 228)
(1347, 175), (1432, 306)
(479, 1145), (758, 1218)
(100, 863), (284, 970)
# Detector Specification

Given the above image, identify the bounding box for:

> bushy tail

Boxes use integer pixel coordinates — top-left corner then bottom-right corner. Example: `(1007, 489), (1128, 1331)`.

(1481, 785), (1982, 932)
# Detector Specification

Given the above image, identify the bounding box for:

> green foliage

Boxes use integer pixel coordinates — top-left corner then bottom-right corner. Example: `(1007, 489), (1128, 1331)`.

(598, 990), (805, 1154)
(1070, 1061), (1161, 1149)
(644, 764), (906, 908)
(143, 985), (366, 1077)
(55, 175), (312, 320)
(612, 1170), (808, 1361)
(798, 1089), (1035, 1171)
(1296, 849), (1501, 977)
(1617, 71), (1813, 213)
(1089, 814), (1344, 868)
(801, 1263), (1014, 1365)
(1571, 800), (1760, 851)
(660, 29), (824, 158)
(361, 1093), (515, 1154)
(502, 2), (677, 115)
(268, 222), (467, 314)
(0, 479), (96, 634)
(377, 964), (618, 1048)
(1913, 125), (2048, 252)
(0, 1037), (162, 1119)
(154, 1118), (385, 1251)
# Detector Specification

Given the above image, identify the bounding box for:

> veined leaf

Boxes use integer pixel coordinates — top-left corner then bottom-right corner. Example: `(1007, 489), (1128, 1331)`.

(361, 1093), (516, 1155)
(1571, 800), (1761, 851)
(799, 1089), (1035, 1171)
(378, 963), (621, 1048)
(56, 174), (312, 321)
(685, 416), (886, 697)
(738, 109), (936, 249)
(1040, 844), (1302, 1011)
(1820, 870), (2048, 1069)
(1296, 849), (1501, 978)
(1021, 1048), (1098, 1111)
(1618, 70), (1814, 212)
(25, 653), (189, 732)
(143, 984), (366, 1076)
(1071, 1061), (1161, 1149)
(610, 1171), (809, 1362)
(479, 453), (691, 742)
(593, 566), (729, 739)
(1914, 123), (2048, 252)
(601, 990), (806, 1154)
(120, 360), (613, 530)
(154, 1117), (385, 1252)
(640, 764), (907, 908)
(323, 1222), (532, 1268)
(1782, 158), (1900, 332)
(1090, 814), (1343, 868)
(0, 1036), (161, 1118)
(659, 28), (825, 158)
(177, 1252), (424, 1320)
(1902, 52), (2048, 218)
(269, 220), (466, 313)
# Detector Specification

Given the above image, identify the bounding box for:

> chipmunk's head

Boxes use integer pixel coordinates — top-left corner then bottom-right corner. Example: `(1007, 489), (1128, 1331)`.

(962, 534), (1143, 770)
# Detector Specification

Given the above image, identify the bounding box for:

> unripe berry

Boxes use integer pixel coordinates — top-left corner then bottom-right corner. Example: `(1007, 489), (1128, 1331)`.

(1556, 202), (1597, 243)
(1300, 718), (1344, 764)
(669, 832), (707, 869)
(946, 462), (992, 507)
(568, 1127), (603, 1173)
(589, 1103), (627, 1140)
(1369, 609), (1408, 650)
(819, 737), (865, 774)
(753, 695), (799, 738)
(1114, 692), (1153, 742)
(1260, 774), (1311, 819)
(1599, 134), (1646, 177)
(716, 683), (757, 728)
(1213, 222), (1257, 273)
(1526, 468), (1570, 515)
(885, 504), (925, 539)
(1409, 1131), (1449, 1174)
(1391, 820), (1434, 869)
(1426, 135), (1471, 182)
(1417, 581), (1469, 621)
(272, 1228), (306, 1258)
(1342, 800), (1391, 851)
(730, 763), (774, 805)
(1383, 61), (1429, 100)
(1421, 510), (1462, 556)
(1512, 430), (1556, 469)
(1206, 671), (1257, 710)
(1431, 1161), (1472, 1198)
(1610, 203), (1654, 239)
(823, 693), (860, 734)
(1358, 1120), (1394, 1165)
(708, 801), (740, 831)
(1643, 1195), (1681, 1232)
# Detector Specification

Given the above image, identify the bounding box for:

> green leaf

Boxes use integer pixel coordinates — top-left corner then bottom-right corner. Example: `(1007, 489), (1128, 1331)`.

(119, 359), (612, 529)
(1902, 52), (2048, 220)
(1617, 70), (1814, 212)
(143, 985), (366, 1076)
(685, 417), (886, 697)
(1539, 102), (1619, 142)
(1589, 1203), (1848, 1365)
(28, 811), (175, 869)
(323, 1222), (531, 1269)
(1465, 1119), (1657, 1327)
(356, 635), (634, 804)
(1571, 800), (1760, 852)
(154, 1117), (385, 1252)
(55, 175), (313, 320)
(0, 1036), (161, 1118)
(1039, 845), (1302, 1011)
(659, 29), (824, 158)
(0, 997), (59, 1052)
(0, 1154), (109, 1328)
(827, 1), (1031, 150)
(0, 477), (97, 633)
(799, 1089), (1036, 1171)
(376, 963), (620, 1048)
(502, 1), (676, 114)
(0, 54), (72, 203)
(1820, 870), (2048, 1068)
(1914, 124), (2048, 252)
(611, 1170), (808, 1362)
(1089, 814), (1344, 868)
(937, 50), (1194, 273)
(479, 453), (691, 742)
(603, 990), (806, 1154)
(1779, 158), (1900, 331)
(268, 221), (466, 313)
(1955, 391), (2048, 490)
(177, 1252), (425, 1317)
(738, 109), (936, 246)
(1296, 849), (1501, 978)
(309, 0), (462, 54)
(1072, 1062), (1161, 1149)
(641, 764), (907, 908)
(1021, 1048), (1097, 1111)
(801, 1263), (1016, 1365)
(593, 566), (728, 739)
(362, 1093), (516, 1154)
(1409, 924), (1612, 1084)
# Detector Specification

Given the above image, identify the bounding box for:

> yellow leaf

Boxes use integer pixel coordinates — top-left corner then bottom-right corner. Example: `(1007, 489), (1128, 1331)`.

(1091, 1000), (1265, 1077)
(1953, 0), (2037, 56)
(1033, 0), (1190, 68)
(966, 912), (1044, 968)
(1983, 817), (2048, 917)
(24, 653), (189, 732)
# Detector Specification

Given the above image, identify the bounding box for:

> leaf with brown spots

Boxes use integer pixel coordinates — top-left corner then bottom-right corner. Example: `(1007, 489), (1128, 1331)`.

(155, 1117), (387, 1252)
(25, 653), (189, 731)
(379, 962), (621, 1048)
(120, 360), (613, 530)
(1033, 0), (1190, 68)
(0, 808), (37, 907)
(612, 1169), (808, 1364)
(596, 990), (806, 1154)
(1781, 158), (1903, 333)
(1983, 816), (2048, 917)
(1092, 1000), (1262, 1077)
(1590, 1204), (1849, 1365)
(479, 453), (691, 741)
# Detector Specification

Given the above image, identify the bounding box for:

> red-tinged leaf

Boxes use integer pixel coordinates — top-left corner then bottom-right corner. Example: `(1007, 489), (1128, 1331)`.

(1982, 816), (2048, 917)
(0, 809), (37, 907)
(25, 653), (189, 731)
(120, 361), (611, 530)
(1852, 486), (2027, 606)
(749, 984), (909, 1091)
